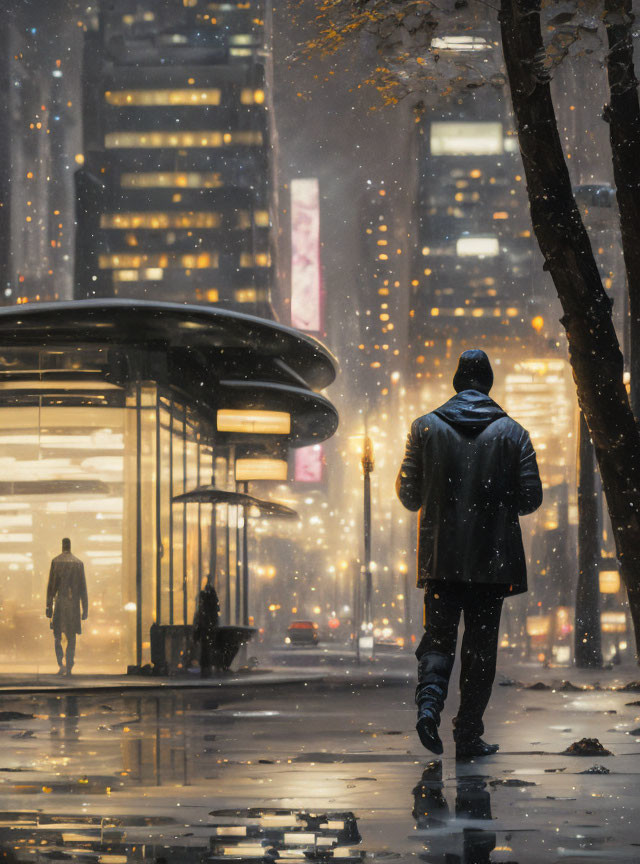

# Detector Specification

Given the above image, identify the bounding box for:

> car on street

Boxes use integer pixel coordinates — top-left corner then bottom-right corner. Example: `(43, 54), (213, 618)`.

(285, 620), (319, 646)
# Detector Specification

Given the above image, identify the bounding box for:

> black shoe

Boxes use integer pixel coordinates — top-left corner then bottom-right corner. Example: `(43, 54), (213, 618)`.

(416, 714), (443, 755)
(455, 737), (499, 761)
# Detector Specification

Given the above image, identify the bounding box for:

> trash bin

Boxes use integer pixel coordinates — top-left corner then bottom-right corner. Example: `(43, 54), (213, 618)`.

(150, 624), (193, 675)
(150, 623), (255, 675)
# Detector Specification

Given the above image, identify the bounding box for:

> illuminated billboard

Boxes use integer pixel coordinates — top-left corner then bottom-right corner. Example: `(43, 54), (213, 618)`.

(291, 178), (321, 331)
(430, 122), (503, 156)
(294, 444), (324, 483)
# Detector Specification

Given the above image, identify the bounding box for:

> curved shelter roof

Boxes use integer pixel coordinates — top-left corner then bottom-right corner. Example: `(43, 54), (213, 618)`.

(0, 300), (339, 446)
(0, 300), (337, 389)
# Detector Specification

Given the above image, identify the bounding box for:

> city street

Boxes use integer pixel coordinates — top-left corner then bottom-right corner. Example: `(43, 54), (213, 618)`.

(1, 655), (640, 862)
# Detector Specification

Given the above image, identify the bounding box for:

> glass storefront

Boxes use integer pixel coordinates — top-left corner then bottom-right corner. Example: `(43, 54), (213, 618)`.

(0, 348), (218, 673)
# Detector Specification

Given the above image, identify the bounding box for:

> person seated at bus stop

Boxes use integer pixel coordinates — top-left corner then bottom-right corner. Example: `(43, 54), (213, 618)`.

(45, 538), (88, 677)
(193, 576), (220, 677)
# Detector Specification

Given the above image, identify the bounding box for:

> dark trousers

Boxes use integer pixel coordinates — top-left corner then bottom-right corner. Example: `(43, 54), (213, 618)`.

(415, 582), (504, 741)
(54, 632), (76, 670)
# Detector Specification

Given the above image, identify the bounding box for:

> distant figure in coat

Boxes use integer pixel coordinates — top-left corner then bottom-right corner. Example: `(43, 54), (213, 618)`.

(45, 539), (88, 676)
(396, 350), (542, 760)
(193, 577), (220, 677)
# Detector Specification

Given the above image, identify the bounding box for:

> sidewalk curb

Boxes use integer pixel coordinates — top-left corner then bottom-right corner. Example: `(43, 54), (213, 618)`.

(0, 668), (413, 698)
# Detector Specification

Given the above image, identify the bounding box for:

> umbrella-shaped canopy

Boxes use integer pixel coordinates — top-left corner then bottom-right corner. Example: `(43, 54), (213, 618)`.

(251, 499), (298, 518)
(173, 485), (298, 519)
(173, 486), (254, 507)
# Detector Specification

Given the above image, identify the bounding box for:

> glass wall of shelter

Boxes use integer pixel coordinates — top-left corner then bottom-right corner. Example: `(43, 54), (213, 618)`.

(0, 345), (231, 673)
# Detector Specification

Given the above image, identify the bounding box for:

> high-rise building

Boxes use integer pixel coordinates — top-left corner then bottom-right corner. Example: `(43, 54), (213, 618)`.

(355, 180), (413, 406)
(408, 85), (551, 397)
(0, 3), (82, 308)
(75, 0), (274, 317)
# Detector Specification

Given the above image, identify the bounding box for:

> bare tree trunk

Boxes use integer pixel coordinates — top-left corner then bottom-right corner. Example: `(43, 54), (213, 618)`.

(603, 0), (640, 415)
(499, 0), (640, 658)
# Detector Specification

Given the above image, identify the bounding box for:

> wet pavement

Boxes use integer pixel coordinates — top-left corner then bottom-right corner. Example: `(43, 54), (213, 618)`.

(0, 661), (640, 862)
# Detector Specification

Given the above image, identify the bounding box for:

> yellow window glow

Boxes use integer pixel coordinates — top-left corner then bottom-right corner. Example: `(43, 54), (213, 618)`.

(100, 212), (222, 229)
(105, 89), (221, 106)
(121, 172), (223, 189)
(105, 130), (262, 148)
(235, 288), (258, 303)
(599, 570), (620, 594)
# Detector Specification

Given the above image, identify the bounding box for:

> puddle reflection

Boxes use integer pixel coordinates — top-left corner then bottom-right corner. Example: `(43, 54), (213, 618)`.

(413, 761), (510, 864)
(208, 807), (362, 861)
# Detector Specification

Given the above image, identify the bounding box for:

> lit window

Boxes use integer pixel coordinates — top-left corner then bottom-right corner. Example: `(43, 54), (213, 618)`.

(239, 253), (271, 267)
(142, 268), (164, 280)
(105, 89), (221, 106)
(120, 172), (223, 189)
(240, 88), (265, 104)
(254, 210), (270, 227)
(101, 212), (222, 229)
(99, 252), (218, 269)
(112, 269), (139, 282)
(206, 289), (219, 302)
(105, 130), (263, 148)
(235, 288), (258, 303)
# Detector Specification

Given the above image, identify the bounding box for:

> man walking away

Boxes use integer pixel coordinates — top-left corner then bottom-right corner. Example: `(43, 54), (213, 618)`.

(396, 350), (542, 759)
(46, 538), (88, 676)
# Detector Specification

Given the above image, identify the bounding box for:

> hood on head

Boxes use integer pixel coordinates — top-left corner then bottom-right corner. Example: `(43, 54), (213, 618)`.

(453, 349), (493, 394)
(434, 390), (506, 434)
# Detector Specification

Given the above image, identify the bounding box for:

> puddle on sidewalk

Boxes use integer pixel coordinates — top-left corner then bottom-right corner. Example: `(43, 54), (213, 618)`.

(0, 807), (365, 863)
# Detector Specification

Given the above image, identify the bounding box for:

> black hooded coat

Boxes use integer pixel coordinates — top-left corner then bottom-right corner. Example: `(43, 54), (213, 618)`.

(396, 389), (542, 595)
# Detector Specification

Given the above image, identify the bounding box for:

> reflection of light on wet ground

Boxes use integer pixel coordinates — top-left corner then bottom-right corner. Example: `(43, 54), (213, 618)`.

(208, 808), (362, 862)
(0, 807), (364, 863)
(565, 695), (621, 712)
(229, 710), (281, 718)
(1, 679), (640, 862)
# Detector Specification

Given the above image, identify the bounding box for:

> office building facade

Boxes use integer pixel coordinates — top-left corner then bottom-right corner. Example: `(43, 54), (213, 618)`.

(75, 0), (274, 316)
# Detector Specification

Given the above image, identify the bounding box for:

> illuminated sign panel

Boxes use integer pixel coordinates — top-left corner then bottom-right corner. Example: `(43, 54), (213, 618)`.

(456, 237), (500, 257)
(430, 122), (503, 156)
(291, 178), (321, 332)
(294, 444), (324, 483)
(235, 458), (288, 482)
(217, 410), (291, 435)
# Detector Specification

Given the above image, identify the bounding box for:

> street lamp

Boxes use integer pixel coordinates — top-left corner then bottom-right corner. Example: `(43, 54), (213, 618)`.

(359, 435), (375, 660)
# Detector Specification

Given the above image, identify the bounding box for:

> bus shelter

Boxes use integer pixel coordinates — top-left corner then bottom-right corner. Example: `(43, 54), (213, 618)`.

(0, 300), (338, 671)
